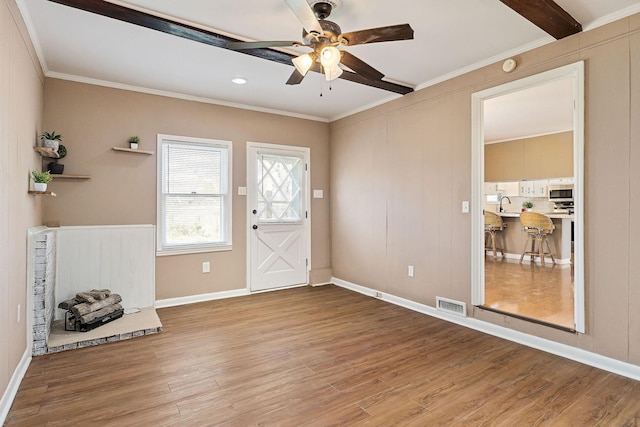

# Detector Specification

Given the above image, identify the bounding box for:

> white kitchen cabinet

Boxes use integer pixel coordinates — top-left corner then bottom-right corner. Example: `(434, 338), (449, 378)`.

(548, 177), (574, 186)
(533, 180), (548, 197)
(520, 180), (548, 197)
(484, 182), (504, 193)
(519, 181), (533, 196)
(485, 182), (519, 196)
(502, 182), (519, 197)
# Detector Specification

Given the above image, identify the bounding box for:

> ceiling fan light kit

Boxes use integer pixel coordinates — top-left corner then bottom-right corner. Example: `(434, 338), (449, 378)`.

(320, 46), (340, 67)
(324, 65), (343, 81)
(229, 0), (414, 88)
(292, 52), (317, 76)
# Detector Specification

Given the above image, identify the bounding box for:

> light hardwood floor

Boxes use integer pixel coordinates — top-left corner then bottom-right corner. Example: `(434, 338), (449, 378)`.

(484, 257), (574, 329)
(7, 285), (640, 426)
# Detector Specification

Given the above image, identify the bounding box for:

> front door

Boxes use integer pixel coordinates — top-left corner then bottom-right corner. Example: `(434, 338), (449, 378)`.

(248, 143), (309, 292)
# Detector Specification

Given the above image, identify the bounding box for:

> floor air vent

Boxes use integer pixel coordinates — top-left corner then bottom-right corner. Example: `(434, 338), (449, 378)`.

(436, 297), (467, 317)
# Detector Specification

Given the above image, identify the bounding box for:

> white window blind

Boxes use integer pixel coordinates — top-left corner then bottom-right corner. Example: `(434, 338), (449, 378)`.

(157, 135), (232, 255)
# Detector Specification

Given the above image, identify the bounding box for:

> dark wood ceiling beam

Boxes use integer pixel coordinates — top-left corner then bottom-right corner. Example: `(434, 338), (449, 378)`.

(499, 0), (582, 40)
(47, 0), (414, 95)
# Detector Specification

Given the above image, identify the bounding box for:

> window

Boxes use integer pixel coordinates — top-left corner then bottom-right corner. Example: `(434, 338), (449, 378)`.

(157, 134), (232, 255)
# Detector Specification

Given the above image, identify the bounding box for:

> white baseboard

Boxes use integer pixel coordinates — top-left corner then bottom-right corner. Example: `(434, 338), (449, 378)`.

(499, 252), (571, 265)
(0, 349), (31, 425)
(310, 282), (332, 287)
(331, 277), (640, 381)
(155, 288), (249, 308)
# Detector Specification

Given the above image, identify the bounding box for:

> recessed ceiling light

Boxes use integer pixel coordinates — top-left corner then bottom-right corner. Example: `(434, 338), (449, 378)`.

(231, 77), (247, 85)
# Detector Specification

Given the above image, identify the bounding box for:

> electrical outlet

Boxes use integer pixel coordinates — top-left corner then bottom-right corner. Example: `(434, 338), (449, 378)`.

(17, 304), (21, 323)
(408, 265), (414, 277)
(202, 262), (210, 273)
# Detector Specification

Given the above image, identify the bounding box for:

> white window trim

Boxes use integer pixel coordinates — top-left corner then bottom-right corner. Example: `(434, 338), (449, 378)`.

(156, 134), (232, 256)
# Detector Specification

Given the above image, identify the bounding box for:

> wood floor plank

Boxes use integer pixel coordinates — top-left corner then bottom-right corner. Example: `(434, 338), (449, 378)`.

(6, 285), (639, 425)
(485, 257), (574, 328)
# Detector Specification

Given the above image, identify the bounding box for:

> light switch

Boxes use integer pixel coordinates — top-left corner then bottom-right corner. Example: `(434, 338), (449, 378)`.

(313, 189), (324, 199)
(462, 201), (470, 213)
(238, 187), (247, 196)
(202, 262), (210, 273)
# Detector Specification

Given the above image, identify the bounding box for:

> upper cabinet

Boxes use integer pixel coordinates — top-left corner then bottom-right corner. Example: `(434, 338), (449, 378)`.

(484, 131), (573, 182)
(518, 180), (547, 197)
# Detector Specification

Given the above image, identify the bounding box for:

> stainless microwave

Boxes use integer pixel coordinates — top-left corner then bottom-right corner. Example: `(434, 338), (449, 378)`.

(548, 185), (573, 202)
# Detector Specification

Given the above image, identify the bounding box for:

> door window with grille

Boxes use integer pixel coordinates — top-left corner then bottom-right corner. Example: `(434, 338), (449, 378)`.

(256, 154), (303, 223)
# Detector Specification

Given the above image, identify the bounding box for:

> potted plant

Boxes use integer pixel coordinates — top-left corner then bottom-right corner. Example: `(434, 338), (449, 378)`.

(31, 169), (52, 192)
(128, 136), (140, 150)
(522, 201), (534, 212)
(40, 131), (62, 151)
(48, 144), (66, 174)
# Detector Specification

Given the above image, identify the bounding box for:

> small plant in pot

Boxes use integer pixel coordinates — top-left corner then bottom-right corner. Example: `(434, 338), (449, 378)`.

(522, 201), (534, 212)
(40, 131), (62, 151)
(31, 169), (52, 192)
(128, 136), (140, 150)
(48, 144), (66, 174)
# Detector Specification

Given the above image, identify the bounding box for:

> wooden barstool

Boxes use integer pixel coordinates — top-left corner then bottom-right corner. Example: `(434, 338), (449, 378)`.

(484, 211), (505, 259)
(519, 212), (556, 266)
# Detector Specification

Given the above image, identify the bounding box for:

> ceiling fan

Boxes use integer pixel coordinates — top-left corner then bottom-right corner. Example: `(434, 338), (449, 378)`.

(226, 0), (414, 86)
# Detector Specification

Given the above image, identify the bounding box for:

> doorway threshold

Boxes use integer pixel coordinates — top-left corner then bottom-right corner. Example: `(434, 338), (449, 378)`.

(477, 305), (576, 333)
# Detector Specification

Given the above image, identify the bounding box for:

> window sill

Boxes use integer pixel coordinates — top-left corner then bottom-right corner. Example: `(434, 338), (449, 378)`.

(156, 245), (232, 257)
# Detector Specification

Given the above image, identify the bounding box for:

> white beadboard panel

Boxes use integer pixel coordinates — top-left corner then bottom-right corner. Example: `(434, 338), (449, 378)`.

(56, 225), (155, 317)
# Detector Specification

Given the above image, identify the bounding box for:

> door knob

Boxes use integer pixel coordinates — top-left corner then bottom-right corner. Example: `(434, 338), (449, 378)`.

(252, 225), (258, 230)
(252, 209), (257, 214)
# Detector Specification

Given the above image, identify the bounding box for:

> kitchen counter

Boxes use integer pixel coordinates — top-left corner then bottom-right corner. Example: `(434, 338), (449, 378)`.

(497, 212), (574, 220)
(489, 212), (574, 262)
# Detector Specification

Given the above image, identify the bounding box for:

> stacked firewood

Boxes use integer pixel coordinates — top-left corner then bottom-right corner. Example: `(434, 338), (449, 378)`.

(58, 289), (124, 332)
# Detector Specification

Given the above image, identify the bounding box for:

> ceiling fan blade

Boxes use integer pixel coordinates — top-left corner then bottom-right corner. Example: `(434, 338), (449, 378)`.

(227, 40), (302, 50)
(286, 69), (306, 85)
(284, 0), (324, 35)
(340, 24), (414, 46)
(340, 51), (384, 81)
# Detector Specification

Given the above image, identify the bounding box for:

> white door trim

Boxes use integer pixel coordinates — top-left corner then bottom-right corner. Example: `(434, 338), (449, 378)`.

(470, 61), (585, 333)
(246, 142), (311, 292)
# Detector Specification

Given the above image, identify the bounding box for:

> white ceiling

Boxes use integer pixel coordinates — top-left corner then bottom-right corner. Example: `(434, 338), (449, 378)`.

(17, 0), (640, 122)
(484, 77), (575, 143)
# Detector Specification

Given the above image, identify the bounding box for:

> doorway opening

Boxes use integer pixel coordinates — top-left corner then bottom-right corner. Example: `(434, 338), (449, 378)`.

(471, 62), (585, 332)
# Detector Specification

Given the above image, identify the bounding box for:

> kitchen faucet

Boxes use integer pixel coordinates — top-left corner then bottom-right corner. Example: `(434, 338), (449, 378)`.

(499, 195), (511, 213)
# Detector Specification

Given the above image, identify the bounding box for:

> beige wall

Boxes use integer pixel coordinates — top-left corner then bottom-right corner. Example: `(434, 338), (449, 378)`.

(1, 0), (44, 406)
(331, 14), (640, 363)
(484, 131), (573, 182)
(41, 80), (331, 300)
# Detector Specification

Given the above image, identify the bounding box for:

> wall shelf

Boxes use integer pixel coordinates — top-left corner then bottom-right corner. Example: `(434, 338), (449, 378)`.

(50, 175), (91, 180)
(28, 191), (56, 196)
(112, 147), (154, 155)
(33, 146), (60, 158)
